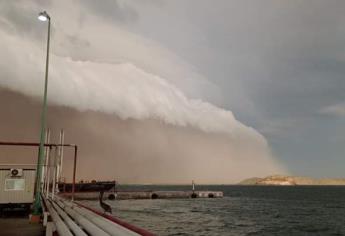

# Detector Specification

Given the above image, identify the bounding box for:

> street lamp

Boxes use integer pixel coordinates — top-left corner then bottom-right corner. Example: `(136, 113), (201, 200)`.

(38, 11), (50, 22)
(33, 10), (51, 217)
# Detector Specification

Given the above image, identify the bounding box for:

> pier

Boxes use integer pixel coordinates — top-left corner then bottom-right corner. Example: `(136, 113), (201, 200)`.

(60, 190), (224, 200)
(0, 141), (223, 235)
(0, 141), (156, 235)
(0, 193), (156, 236)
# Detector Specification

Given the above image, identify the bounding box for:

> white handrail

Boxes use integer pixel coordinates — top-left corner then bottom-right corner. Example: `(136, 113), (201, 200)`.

(44, 195), (142, 236)
(44, 198), (73, 236)
(50, 199), (88, 236)
(58, 198), (139, 236)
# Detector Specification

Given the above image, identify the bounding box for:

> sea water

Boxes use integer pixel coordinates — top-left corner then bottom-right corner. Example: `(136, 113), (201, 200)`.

(83, 185), (345, 235)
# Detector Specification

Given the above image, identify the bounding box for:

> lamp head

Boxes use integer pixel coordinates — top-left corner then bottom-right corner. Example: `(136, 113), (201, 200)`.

(38, 11), (50, 21)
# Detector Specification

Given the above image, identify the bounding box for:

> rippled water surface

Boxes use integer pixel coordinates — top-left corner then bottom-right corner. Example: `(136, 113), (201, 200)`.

(83, 186), (345, 235)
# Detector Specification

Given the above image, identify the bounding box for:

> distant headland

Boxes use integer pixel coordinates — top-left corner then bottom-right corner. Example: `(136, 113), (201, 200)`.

(238, 175), (345, 186)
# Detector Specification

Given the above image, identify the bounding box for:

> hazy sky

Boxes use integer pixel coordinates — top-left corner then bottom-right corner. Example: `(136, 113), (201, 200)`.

(0, 0), (344, 181)
(104, 0), (345, 178)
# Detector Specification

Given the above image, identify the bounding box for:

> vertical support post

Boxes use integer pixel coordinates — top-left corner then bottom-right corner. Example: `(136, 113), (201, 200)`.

(56, 134), (61, 185)
(57, 129), (64, 182)
(72, 145), (78, 201)
(46, 146), (52, 197)
(42, 129), (50, 195)
(41, 129), (48, 193)
(52, 146), (58, 200)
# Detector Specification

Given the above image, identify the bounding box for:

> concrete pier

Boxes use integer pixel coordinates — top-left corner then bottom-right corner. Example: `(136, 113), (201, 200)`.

(60, 190), (223, 200)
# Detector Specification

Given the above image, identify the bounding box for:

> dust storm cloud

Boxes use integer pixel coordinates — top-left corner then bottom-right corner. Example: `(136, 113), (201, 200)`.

(0, 1), (287, 183)
(0, 89), (284, 184)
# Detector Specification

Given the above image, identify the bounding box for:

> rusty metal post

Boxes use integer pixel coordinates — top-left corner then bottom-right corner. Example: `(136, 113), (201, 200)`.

(72, 145), (78, 201)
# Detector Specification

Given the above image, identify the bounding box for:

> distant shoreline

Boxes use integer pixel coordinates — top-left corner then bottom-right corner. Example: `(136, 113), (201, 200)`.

(238, 175), (345, 186)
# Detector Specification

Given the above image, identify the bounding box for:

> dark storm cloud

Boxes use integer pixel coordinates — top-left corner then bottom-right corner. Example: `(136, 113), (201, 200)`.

(112, 0), (345, 126)
(174, 0), (345, 123)
(0, 0), (53, 42)
(0, 1), (38, 35)
(1, 0), (345, 179)
(116, 0), (345, 176)
(254, 57), (345, 120)
(81, 0), (139, 23)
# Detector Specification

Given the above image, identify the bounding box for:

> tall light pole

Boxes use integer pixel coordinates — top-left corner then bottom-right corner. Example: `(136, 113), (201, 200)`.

(33, 11), (51, 216)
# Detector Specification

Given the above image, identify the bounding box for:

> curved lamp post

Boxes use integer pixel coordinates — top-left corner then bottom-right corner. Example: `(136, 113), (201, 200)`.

(33, 11), (51, 216)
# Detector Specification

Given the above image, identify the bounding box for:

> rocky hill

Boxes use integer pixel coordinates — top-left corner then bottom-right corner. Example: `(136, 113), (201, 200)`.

(238, 175), (345, 186)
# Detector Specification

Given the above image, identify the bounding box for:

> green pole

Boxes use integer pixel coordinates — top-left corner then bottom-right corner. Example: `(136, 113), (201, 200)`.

(33, 12), (51, 215)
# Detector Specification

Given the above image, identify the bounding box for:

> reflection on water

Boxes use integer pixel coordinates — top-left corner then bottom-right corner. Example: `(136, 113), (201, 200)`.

(83, 186), (345, 235)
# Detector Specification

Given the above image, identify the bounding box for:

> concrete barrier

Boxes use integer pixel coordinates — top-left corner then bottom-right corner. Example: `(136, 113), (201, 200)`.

(60, 190), (223, 200)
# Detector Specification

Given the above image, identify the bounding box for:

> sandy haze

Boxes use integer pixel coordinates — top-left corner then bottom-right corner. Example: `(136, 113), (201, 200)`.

(0, 88), (285, 184)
